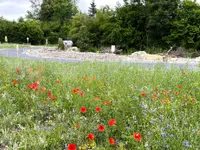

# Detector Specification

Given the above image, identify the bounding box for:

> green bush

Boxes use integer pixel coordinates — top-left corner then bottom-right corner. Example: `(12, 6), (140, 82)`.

(88, 47), (99, 53)
(58, 38), (64, 50)
(0, 19), (44, 45)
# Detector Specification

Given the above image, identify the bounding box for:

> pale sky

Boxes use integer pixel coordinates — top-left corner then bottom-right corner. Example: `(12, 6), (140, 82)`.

(0, 0), (200, 21)
(0, 0), (124, 21)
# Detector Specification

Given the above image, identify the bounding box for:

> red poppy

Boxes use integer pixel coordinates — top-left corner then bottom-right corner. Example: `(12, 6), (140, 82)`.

(83, 77), (88, 81)
(32, 82), (39, 90)
(75, 123), (80, 128)
(133, 132), (142, 141)
(15, 69), (20, 73)
(12, 80), (18, 85)
(80, 106), (87, 113)
(104, 100), (110, 105)
(88, 133), (95, 141)
(51, 95), (56, 101)
(109, 138), (115, 145)
(155, 88), (159, 92)
(68, 143), (76, 150)
(162, 100), (167, 104)
(80, 92), (85, 97)
(141, 92), (146, 97)
(98, 124), (105, 132)
(95, 107), (100, 112)
(152, 94), (157, 99)
(94, 97), (100, 101)
(191, 98), (195, 102)
(162, 90), (167, 96)
(175, 91), (179, 95)
(36, 67), (39, 71)
(41, 87), (46, 92)
(56, 79), (60, 83)
(73, 88), (80, 93)
(178, 85), (181, 88)
(108, 119), (116, 126)
(27, 84), (31, 88)
(48, 91), (52, 96)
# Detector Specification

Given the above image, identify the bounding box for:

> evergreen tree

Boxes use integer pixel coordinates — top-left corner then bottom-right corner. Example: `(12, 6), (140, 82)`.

(88, 0), (97, 17)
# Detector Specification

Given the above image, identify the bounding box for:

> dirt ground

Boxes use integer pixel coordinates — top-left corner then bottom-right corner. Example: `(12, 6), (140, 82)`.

(24, 47), (200, 64)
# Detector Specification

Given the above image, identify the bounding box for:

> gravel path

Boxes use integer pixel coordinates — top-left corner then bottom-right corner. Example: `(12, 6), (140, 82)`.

(0, 47), (83, 63)
(0, 46), (200, 70)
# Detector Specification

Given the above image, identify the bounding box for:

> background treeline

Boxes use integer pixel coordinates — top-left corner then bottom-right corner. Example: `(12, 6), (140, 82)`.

(0, 0), (200, 53)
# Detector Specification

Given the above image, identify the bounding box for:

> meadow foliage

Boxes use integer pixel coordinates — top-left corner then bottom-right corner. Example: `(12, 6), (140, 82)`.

(0, 56), (199, 149)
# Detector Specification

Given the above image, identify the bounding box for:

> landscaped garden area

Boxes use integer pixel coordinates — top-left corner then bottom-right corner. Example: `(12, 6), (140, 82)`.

(0, 56), (199, 150)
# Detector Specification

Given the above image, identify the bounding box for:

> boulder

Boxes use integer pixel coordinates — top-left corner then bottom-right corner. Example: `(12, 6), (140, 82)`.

(66, 47), (80, 52)
(167, 47), (186, 58)
(131, 51), (147, 57)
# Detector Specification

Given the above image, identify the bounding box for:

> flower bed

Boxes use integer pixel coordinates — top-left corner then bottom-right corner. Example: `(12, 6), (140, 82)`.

(0, 56), (199, 149)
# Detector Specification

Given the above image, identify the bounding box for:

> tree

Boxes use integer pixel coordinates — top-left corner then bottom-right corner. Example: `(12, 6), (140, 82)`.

(88, 0), (97, 17)
(68, 13), (91, 46)
(18, 17), (25, 22)
(39, 0), (74, 23)
(26, 0), (42, 20)
(27, 0), (77, 23)
(168, 0), (200, 49)
(17, 21), (44, 44)
(145, 0), (181, 48)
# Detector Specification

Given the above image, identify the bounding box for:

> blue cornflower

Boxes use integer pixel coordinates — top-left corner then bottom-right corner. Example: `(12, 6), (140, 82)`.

(139, 104), (143, 107)
(167, 124), (171, 128)
(183, 141), (189, 147)
(147, 132), (151, 136)
(161, 132), (167, 137)
(161, 127), (165, 131)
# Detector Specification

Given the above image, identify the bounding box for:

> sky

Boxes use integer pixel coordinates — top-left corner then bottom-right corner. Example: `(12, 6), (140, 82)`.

(0, 0), (124, 21)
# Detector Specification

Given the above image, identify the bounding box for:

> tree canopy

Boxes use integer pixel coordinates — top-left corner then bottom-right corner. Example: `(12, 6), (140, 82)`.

(1, 0), (200, 52)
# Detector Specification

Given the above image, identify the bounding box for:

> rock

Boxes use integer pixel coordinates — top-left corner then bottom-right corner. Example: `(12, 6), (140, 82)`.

(65, 47), (80, 52)
(100, 47), (112, 53)
(131, 51), (147, 57)
(24, 49), (40, 57)
(168, 47), (186, 58)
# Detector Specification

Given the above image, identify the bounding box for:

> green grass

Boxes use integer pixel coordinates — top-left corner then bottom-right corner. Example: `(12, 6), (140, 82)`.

(0, 43), (29, 49)
(0, 56), (199, 150)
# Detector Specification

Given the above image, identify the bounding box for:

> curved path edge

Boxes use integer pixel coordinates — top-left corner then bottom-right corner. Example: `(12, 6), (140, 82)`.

(0, 47), (199, 70)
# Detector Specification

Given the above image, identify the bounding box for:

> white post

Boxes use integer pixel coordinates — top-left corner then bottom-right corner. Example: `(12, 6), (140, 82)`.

(46, 39), (48, 46)
(111, 45), (116, 53)
(27, 37), (29, 45)
(16, 44), (19, 57)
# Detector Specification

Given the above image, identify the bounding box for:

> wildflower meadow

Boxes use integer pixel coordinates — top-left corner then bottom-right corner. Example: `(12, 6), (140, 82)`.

(0, 56), (199, 150)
